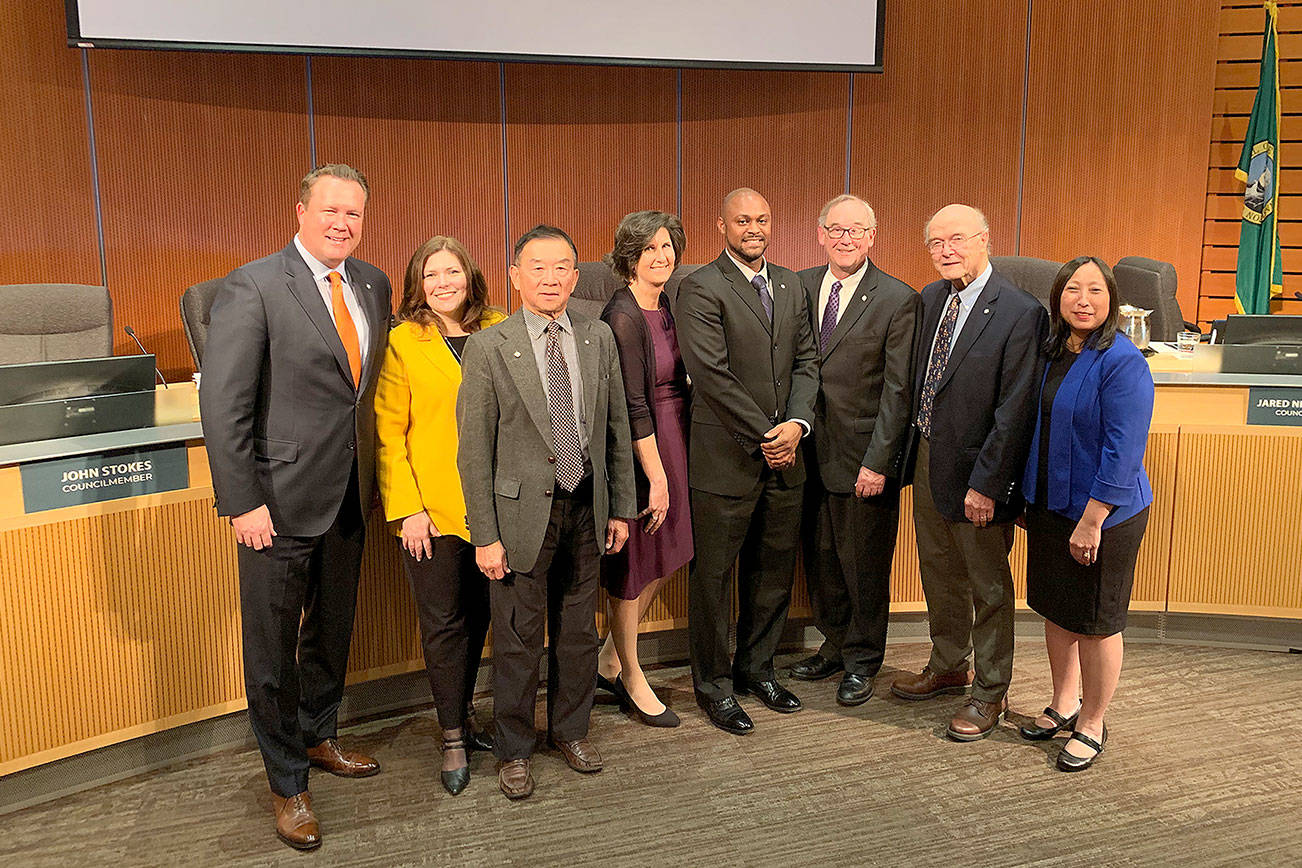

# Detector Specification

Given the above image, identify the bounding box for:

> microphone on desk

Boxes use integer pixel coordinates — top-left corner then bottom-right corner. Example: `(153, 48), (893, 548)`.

(123, 326), (169, 389)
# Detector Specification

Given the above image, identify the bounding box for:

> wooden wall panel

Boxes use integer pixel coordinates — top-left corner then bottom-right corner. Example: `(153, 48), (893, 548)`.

(681, 70), (848, 271)
(88, 50), (311, 380)
(1020, 0), (1219, 322)
(850, 0), (1028, 292)
(1201, 0), (1302, 329)
(505, 63), (677, 272)
(0, 0), (100, 285)
(313, 58), (508, 312)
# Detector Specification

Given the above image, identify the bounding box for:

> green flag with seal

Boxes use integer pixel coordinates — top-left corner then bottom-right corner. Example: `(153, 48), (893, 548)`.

(1235, 0), (1284, 315)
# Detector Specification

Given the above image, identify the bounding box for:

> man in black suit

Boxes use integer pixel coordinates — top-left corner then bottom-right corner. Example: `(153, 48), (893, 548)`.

(791, 195), (920, 706)
(891, 204), (1048, 741)
(676, 188), (820, 735)
(200, 164), (391, 849)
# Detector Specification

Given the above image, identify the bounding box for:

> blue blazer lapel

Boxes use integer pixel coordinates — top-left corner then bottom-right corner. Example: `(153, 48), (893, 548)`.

(1046, 346), (1105, 512)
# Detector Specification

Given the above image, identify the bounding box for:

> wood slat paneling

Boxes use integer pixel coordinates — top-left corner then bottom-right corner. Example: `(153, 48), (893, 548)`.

(849, 0), (1027, 291)
(504, 63), (677, 269)
(1020, 1), (1219, 319)
(312, 58), (508, 312)
(88, 50), (311, 380)
(0, 1), (100, 285)
(681, 69), (847, 272)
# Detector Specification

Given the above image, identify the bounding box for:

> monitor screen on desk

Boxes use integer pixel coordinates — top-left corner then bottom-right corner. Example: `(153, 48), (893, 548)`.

(0, 355), (156, 407)
(1220, 314), (1302, 346)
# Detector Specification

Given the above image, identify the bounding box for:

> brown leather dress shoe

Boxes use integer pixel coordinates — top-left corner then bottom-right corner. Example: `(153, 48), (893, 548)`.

(947, 696), (1008, 741)
(551, 737), (603, 773)
(890, 666), (973, 701)
(307, 738), (380, 777)
(498, 758), (535, 800)
(272, 791), (321, 850)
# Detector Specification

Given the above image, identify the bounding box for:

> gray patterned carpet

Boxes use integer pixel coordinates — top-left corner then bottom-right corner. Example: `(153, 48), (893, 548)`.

(3, 640), (1300, 867)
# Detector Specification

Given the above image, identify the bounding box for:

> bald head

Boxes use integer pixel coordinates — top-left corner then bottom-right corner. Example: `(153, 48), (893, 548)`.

(925, 203), (991, 287)
(718, 187), (772, 267)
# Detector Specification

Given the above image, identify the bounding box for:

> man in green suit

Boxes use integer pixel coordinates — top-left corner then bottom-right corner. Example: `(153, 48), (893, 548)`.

(457, 225), (637, 801)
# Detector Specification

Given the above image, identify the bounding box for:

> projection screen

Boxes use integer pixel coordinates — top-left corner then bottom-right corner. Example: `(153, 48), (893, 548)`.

(66, 1), (884, 72)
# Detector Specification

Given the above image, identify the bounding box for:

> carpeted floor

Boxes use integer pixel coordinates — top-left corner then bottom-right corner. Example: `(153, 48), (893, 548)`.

(3, 640), (1300, 867)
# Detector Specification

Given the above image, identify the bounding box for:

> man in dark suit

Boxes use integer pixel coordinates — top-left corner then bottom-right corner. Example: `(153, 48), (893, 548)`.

(676, 188), (820, 735)
(791, 195), (920, 706)
(200, 164), (391, 849)
(891, 203), (1048, 741)
(457, 225), (636, 800)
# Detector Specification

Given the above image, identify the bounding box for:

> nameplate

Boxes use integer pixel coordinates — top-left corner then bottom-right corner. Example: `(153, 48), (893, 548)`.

(20, 445), (189, 513)
(1246, 387), (1302, 427)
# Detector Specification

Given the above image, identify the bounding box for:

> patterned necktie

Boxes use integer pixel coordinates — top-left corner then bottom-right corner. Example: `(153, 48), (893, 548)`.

(751, 274), (773, 322)
(819, 280), (842, 352)
(328, 271), (362, 388)
(916, 291), (962, 439)
(544, 321), (585, 491)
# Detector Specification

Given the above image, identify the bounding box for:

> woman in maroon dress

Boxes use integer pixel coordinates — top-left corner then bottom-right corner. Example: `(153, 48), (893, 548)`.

(597, 210), (694, 727)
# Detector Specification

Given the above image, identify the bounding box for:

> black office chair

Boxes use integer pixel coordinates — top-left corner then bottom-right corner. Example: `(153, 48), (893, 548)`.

(179, 277), (225, 369)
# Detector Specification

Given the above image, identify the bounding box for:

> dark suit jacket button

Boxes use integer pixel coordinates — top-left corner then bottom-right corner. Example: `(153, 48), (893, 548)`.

(347, 440), (355, 450)
(544, 489), (553, 497)
(547, 456), (556, 464)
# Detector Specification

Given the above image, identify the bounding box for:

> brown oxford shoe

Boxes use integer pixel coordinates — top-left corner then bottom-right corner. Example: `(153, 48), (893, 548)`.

(551, 737), (604, 773)
(498, 758), (535, 800)
(307, 738), (380, 778)
(271, 791), (321, 850)
(890, 666), (973, 701)
(947, 695), (1009, 741)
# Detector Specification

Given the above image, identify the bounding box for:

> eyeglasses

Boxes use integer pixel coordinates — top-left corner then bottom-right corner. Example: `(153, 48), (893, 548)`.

(925, 232), (983, 254)
(823, 224), (870, 240)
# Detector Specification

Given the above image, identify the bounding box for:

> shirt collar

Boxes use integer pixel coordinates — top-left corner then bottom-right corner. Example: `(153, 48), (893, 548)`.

(951, 261), (992, 304)
(522, 306), (573, 339)
(294, 235), (349, 284)
(828, 258), (869, 291)
(725, 248), (769, 285)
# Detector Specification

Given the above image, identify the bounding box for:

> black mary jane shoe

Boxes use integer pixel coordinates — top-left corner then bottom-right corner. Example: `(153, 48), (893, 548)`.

(440, 736), (470, 795)
(463, 703), (494, 753)
(1056, 725), (1107, 772)
(617, 676), (680, 728)
(1019, 704), (1081, 741)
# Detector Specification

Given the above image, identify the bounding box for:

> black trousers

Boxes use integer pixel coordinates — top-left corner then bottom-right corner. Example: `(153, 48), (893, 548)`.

(401, 535), (490, 730)
(802, 481), (900, 677)
(688, 471), (803, 701)
(237, 471), (365, 798)
(489, 482), (600, 761)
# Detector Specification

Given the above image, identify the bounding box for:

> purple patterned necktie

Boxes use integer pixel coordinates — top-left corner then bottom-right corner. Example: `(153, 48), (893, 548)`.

(819, 280), (842, 352)
(544, 321), (585, 491)
(916, 291), (962, 439)
(751, 274), (773, 322)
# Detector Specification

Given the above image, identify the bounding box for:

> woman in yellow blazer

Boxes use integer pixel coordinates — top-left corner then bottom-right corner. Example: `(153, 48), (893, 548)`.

(375, 236), (505, 796)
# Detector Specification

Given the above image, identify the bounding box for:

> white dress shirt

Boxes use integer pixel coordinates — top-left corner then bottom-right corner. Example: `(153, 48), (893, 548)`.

(925, 262), (993, 365)
(293, 235), (371, 366)
(818, 259), (869, 326)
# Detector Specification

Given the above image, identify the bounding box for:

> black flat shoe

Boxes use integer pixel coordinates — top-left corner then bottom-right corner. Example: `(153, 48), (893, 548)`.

(618, 676), (680, 728)
(736, 679), (803, 713)
(789, 654), (844, 682)
(1057, 725), (1107, 772)
(1019, 704), (1080, 741)
(440, 736), (470, 796)
(836, 673), (875, 707)
(697, 694), (754, 735)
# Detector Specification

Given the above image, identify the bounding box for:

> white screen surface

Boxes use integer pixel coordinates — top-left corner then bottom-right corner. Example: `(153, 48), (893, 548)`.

(68, 1), (883, 71)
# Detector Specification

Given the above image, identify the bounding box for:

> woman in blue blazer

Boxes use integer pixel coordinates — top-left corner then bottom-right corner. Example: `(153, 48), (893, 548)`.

(1018, 255), (1154, 772)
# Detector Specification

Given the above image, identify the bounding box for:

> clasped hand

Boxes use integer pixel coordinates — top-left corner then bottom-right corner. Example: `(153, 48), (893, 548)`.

(760, 421), (802, 470)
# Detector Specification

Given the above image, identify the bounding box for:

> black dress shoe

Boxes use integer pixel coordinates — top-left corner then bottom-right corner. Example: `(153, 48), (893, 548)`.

(789, 654), (844, 682)
(736, 679), (802, 713)
(440, 736), (469, 796)
(836, 673), (875, 707)
(697, 695), (754, 735)
(1057, 725), (1107, 772)
(1019, 704), (1080, 741)
(464, 703), (494, 753)
(596, 673), (621, 696)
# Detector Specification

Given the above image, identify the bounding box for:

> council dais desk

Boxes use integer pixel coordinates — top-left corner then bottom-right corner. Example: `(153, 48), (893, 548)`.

(2, 372), (1299, 777)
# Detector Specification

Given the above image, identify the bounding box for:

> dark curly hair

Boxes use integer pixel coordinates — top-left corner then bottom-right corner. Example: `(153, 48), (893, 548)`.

(605, 210), (686, 283)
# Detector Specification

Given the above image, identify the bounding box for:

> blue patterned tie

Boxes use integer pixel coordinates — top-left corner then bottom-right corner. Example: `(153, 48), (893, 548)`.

(544, 322), (585, 491)
(751, 274), (773, 322)
(916, 292), (962, 439)
(819, 280), (842, 352)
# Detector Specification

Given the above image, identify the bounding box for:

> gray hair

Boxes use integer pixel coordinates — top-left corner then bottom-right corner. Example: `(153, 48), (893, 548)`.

(818, 194), (877, 229)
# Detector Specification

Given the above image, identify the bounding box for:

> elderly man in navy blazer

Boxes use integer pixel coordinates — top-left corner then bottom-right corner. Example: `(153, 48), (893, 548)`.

(892, 204), (1048, 741)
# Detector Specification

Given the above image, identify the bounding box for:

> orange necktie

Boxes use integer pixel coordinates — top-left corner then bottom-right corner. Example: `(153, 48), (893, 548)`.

(328, 270), (362, 388)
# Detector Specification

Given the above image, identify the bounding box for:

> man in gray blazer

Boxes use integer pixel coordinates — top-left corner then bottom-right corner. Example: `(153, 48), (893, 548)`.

(200, 164), (391, 850)
(676, 188), (820, 735)
(793, 195), (919, 706)
(457, 224), (636, 801)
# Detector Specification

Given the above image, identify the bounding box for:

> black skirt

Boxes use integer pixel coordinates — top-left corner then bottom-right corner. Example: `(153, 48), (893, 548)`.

(1025, 504), (1150, 636)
